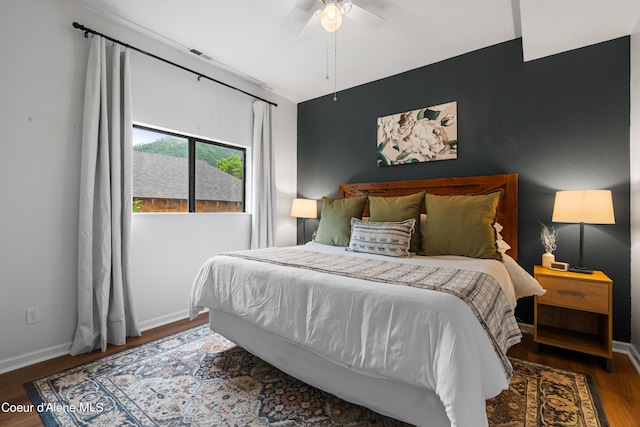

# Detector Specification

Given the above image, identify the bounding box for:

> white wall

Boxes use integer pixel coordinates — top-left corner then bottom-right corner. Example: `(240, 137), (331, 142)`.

(0, 0), (297, 373)
(631, 17), (640, 357)
(131, 213), (252, 329)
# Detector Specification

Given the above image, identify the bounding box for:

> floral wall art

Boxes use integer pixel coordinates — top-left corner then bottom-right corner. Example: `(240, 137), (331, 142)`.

(377, 101), (457, 166)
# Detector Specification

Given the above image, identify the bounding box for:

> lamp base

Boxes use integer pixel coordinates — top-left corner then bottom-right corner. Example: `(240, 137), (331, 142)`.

(568, 266), (593, 274)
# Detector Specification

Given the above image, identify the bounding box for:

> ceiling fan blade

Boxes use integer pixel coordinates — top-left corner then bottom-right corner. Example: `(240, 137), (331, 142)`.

(343, 1), (385, 27)
(296, 0), (320, 12)
(296, 10), (321, 41)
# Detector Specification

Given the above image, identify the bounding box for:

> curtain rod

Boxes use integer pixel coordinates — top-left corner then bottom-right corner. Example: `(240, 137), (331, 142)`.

(72, 22), (277, 107)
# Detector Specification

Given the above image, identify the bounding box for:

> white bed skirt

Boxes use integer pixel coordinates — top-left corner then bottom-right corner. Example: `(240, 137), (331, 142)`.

(208, 308), (451, 427)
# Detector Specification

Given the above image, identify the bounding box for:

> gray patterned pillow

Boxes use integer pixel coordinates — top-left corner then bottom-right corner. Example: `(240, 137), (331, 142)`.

(348, 218), (415, 257)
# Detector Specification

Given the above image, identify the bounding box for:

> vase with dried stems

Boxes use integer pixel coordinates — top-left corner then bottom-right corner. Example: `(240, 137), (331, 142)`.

(540, 223), (558, 268)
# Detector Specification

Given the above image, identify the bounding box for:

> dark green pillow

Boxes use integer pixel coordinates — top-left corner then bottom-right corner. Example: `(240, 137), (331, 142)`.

(368, 191), (425, 252)
(315, 196), (367, 246)
(420, 190), (503, 260)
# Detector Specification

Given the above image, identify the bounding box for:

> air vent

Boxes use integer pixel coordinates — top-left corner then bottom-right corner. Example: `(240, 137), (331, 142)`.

(188, 47), (214, 61)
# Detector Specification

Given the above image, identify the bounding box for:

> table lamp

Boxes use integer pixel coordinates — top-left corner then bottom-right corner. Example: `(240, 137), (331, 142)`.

(551, 190), (615, 274)
(291, 198), (317, 243)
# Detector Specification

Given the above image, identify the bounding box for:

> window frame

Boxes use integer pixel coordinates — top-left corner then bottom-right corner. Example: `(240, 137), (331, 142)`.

(133, 124), (246, 213)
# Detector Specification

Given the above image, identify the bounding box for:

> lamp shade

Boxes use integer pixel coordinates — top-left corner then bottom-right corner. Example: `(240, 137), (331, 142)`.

(320, 2), (343, 32)
(552, 190), (615, 224)
(291, 198), (317, 219)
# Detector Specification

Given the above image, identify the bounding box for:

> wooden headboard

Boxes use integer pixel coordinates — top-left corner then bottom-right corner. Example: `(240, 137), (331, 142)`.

(338, 174), (519, 260)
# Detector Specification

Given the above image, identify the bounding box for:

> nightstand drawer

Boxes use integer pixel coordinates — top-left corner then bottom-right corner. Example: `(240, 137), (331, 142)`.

(537, 276), (608, 313)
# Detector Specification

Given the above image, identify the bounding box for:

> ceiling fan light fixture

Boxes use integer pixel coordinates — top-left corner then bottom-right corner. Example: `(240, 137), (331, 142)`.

(320, 2), (343, 32)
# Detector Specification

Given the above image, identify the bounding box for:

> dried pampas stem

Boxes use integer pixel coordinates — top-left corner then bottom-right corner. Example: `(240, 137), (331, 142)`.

(539, 222), (558, 253)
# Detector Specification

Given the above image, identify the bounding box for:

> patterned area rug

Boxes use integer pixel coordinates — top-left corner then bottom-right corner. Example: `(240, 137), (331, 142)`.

(25, 324), (609, 426)
(487, 358), (609, 427)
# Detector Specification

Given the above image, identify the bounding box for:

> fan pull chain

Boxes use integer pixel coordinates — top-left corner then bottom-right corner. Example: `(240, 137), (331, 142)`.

(325, 31), (330, 80)
(333, 29), (338, 101)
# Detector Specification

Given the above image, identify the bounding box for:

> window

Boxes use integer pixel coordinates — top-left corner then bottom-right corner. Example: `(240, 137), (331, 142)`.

(132, 125), (245, 213)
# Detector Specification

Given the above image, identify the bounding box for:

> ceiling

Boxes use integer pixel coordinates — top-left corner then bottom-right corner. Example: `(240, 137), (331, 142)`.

(74, 0), (640, 103)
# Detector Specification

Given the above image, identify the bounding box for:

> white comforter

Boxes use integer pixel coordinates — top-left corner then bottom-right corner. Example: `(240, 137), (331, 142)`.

(189, 242), (526, 427)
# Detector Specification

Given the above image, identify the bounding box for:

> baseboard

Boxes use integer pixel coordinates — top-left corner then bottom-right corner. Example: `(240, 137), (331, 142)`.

(613, 340), (640, 375)
(0, 342), (71, 375)
(138, 309), (192, 332)
(0, 310), (206, 375)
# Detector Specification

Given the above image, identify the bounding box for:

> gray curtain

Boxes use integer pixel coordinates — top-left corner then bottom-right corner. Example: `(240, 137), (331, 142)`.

(251, 101), (276, 249)
(70, 36), (140, 355)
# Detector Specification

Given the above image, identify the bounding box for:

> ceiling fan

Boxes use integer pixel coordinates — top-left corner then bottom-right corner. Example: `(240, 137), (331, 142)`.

(296, 0), (385, 40)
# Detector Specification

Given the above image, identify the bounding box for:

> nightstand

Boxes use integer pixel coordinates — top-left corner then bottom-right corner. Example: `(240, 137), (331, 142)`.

(533, 265), (613, 371)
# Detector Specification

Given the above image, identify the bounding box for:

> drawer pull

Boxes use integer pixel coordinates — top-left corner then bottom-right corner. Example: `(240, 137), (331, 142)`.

(558, 290), (586, 297)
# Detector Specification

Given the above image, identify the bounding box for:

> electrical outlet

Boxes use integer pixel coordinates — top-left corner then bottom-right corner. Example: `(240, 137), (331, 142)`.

(26, 307), (40, 324)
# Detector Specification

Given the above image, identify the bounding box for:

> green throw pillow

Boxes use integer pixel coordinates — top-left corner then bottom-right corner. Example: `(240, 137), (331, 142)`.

(420, 190), (503, 260)
(368, 191), (425, 253)
(315, 195), (367, 246)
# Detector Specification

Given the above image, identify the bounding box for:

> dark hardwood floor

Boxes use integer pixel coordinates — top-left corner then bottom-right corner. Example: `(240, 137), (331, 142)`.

(1, 314), (638, 426)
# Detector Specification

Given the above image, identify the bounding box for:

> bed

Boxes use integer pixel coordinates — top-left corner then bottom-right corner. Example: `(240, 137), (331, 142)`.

(188, 173), (545, 427)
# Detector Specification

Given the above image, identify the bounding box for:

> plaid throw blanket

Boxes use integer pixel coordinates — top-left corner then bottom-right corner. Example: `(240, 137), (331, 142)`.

(224, 248), (522, 379)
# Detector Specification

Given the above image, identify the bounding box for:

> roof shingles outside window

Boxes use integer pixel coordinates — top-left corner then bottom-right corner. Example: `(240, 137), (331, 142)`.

(133, 151), (242, 202)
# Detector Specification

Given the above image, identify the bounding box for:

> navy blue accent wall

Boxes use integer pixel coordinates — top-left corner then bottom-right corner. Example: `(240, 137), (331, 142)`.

(296, 37), (631, 342)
